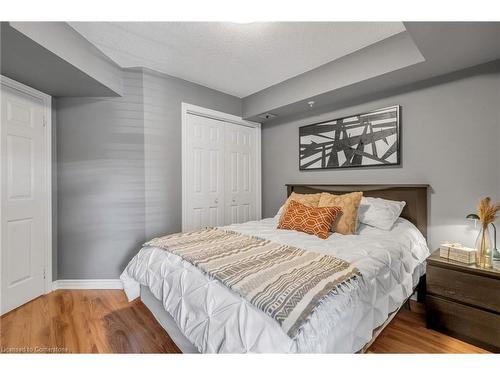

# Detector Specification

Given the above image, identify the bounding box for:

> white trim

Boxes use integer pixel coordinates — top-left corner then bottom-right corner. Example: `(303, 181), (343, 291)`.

(52, 279), (123, 290)
(182, 103), (259, 129)
(255, 123), (262, 221)
(181, 103), (262, 231)
(0, 75), (53, 295)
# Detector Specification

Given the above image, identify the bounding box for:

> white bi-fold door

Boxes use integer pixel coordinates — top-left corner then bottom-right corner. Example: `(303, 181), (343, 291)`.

(1, 76), (51, 314)
(224, 123), (256, 225)
(182, 104), (261, 232)
(184, 114), (225, 230)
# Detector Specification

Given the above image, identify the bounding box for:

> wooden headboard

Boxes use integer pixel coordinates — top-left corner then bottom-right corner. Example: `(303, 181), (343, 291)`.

(286, 184), (429, 238)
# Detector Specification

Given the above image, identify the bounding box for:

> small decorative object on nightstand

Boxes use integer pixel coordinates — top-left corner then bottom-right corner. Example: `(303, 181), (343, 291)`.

(439, 243), (476, 264)
(467, 197), (500, 268)
(426, 250), (500, 353)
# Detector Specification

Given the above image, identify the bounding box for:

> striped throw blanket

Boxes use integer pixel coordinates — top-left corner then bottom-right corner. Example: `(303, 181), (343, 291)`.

(147, 228), (360, 338)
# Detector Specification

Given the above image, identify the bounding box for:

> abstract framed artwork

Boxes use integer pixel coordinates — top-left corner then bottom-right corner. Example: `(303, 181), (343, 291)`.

(299, 105), (400, 170)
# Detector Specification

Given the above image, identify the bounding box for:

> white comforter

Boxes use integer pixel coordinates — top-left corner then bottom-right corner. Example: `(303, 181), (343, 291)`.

(121, 217), (429, 353)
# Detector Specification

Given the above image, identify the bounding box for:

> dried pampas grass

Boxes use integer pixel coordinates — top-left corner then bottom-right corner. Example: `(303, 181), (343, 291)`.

(477, 197), (500, 228)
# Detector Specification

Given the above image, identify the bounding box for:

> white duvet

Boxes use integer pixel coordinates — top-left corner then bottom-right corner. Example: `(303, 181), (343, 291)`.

(121, 216), (430, 353)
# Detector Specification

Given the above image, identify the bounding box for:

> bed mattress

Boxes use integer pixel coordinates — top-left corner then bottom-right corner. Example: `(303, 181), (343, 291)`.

(121, 217), (430, 353)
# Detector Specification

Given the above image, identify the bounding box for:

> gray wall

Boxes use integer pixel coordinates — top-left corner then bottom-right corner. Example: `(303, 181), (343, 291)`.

(142, 69), (241, 239)
(261, 68), (500, 250)
(498, 71), (500, 201)
(56, 70), (145, 279)
(55, 69), (241, 279)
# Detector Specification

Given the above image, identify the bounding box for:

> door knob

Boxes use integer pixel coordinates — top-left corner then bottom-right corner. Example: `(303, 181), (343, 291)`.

(215, 198), (219, 204)
(232, 198), (236, 203)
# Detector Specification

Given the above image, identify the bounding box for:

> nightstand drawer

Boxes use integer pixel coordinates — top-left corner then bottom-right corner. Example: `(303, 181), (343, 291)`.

(426, 295), (500, 353)
(427, 265), (500, 312)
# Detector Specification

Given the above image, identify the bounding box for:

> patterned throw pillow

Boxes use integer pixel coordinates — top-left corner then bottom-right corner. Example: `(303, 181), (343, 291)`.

(317, 192), (363, 235)
(278, 192), (322, 223)
(278, 200), (342, 239)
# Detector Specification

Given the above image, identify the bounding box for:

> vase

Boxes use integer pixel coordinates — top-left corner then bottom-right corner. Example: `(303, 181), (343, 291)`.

(475, 225), (493, 268)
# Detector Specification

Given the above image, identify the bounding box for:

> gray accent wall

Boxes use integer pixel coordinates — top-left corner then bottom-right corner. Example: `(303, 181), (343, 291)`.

(261, 67), (500, 250)
(55, 69), (241, 279)
(56, 70), (145, 279)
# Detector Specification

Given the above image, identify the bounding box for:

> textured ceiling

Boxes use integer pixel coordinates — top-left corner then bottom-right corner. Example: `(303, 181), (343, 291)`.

(69, 22), (406, 97)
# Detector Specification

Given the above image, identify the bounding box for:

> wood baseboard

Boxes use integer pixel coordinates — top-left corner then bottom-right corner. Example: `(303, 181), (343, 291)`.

(52, 279), (123, 290)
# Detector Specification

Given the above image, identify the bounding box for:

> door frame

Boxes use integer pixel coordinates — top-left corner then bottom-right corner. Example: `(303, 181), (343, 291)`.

(181, 102), (261, 231)
(0, 75), (52, 294)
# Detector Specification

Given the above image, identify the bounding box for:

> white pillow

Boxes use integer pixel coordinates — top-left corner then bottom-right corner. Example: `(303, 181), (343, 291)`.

(358, 197), (406, 230)
(274, 205), (285, 220)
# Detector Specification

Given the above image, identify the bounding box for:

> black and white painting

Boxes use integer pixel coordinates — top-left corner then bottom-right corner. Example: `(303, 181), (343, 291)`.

(299, 105), (400, 170)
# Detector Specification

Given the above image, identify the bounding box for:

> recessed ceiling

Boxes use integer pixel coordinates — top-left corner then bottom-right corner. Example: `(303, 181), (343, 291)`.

(69, 22), (406, 98)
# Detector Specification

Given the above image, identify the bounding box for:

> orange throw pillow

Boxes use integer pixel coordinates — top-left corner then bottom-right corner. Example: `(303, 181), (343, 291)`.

(278, 200), (342, 239)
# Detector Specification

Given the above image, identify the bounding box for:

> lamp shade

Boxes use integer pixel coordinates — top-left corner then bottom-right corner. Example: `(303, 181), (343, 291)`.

(466, 213), (480, 220)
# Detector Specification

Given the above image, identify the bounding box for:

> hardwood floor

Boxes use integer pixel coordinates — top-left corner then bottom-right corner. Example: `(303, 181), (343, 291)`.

(368, 301), (489, 353)
(0, 290), (489, 354)
(0, 290), (180, 353)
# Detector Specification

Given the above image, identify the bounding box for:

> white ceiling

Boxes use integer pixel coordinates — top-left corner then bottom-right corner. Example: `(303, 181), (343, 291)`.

(69, 22), (406, 98)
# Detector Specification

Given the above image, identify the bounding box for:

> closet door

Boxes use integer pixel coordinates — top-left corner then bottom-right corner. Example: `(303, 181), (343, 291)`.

(224, 123), (256, 224)
(184, 114), (225, 231)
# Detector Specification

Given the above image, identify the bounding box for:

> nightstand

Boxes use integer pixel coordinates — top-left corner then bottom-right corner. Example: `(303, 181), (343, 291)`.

(426, 250), (500, 353)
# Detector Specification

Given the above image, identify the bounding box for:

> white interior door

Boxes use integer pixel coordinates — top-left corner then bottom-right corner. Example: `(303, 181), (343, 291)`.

(184, 113), (225, 231)
(1, 80), (49, 314)
(224, 123), (257, 224)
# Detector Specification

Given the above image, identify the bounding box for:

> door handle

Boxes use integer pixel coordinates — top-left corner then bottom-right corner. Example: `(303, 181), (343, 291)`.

(214, 198), (219, 204)
(232, 198), (236, 203)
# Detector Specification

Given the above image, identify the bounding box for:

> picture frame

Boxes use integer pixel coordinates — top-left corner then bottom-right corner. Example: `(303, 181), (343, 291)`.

(299, 105), (401, 170)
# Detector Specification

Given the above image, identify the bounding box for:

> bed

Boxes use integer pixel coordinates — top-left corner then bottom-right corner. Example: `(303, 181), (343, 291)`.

(121, 184), (430, 353)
